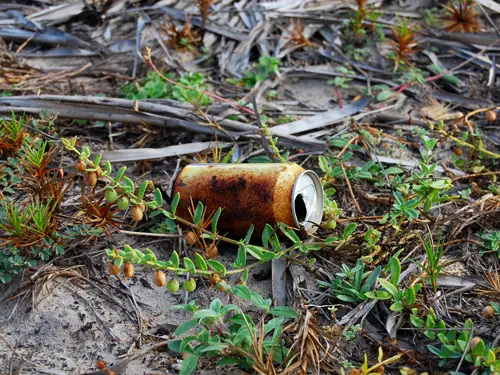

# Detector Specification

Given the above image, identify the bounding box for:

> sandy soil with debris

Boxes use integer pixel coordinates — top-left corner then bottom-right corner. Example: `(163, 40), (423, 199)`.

(0, 245), (272, 375)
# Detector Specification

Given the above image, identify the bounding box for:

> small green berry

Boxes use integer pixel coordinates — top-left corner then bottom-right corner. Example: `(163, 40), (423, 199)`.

(116, 196), (129, 210)
(105, 188), (118, 203)
(183, 279), (196, 292)
(167, 279), (179, 293)
(326, 219), (336, 229)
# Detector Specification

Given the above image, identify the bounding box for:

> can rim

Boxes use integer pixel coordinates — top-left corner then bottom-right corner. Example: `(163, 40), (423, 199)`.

(291, 170), (324, 234)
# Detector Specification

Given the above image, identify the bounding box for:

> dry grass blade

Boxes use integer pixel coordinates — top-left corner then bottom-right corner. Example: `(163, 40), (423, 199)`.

(282, 306), (339, 375)
(477, 270), (500, 296)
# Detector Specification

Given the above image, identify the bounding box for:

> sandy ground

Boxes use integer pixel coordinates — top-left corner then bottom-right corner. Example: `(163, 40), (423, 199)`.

(0, 243), (273, 374)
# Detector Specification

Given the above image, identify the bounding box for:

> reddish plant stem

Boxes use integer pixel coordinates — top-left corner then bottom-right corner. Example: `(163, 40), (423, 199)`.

(334, 86), (344, 108)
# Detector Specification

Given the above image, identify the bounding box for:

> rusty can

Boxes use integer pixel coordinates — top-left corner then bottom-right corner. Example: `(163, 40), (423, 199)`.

(172, 163), (324, 237)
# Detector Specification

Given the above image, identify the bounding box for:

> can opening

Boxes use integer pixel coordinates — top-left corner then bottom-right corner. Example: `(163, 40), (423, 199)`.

(294, 194), (307, 222)
(292, 170), (324, 234)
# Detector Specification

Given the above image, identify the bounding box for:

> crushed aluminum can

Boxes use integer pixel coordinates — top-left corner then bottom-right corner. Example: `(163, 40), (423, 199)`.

(172, 163), (324, 237)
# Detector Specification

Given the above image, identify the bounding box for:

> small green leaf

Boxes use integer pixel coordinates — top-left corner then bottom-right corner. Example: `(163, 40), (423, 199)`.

(376, 90), (393, 102)
(216, 358), (240, 366)
(245, 245), (264, 260)
(318, 156), (329, 173)
(269, 306), (297, 318)
(240, 269), (249, 282)
(180, 355), (199, 375)
(192, 310), (219, 320)
(343, 223), (357, 240)
(410, 314), (425, 328)
(471, 338), (485, 356)
(168, 339), (182, 352)
(211, 207), (221, 233)
(378, 279), (400, 297)
(183, 258), (196, 274)
(231, 284), (252, 300)
(104, 160), (112, 175)
(278, 223), (301, 244)
(243, 225), (254, 244)
(207, 260), (227, 277)
(115, 166), (127, 181)
(235, 244), (247, 267)
(262, 224), (274, 247)
(443, 74), (460, 85)
(389, 256), (401, 286)
(200, 344), (229, 353)
(384, 166), (405, 175)
(138, 181), (148, 199)
(113, 257), (123, 268)
(174, 320), (198, 335)
(427, 345), (442, 357)
(170, 192), (180, 214)
(170, 251), (180, 268)
(251, 292), (272, 311)
(193, 202), (204, 225)
(390, 302), (404, 312)
(93, 153), (102, 166)
(210, 299), (222, 312)
(194, 253), (208, 271)
(122, 176), (135, 194)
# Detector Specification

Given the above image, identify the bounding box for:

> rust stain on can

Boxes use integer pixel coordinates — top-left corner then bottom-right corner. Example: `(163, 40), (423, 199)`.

(172, 163), (323, 238)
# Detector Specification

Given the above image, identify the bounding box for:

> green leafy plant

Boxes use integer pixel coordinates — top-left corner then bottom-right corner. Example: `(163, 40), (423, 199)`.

(171, 72), (211, 107)
(382, 135), (452, 227)
(0, 113), (27, 156)
(319, 259), (382, 302)
(120, 71), (211, 107)
(319, 153), (380, 182)
(168, 289), (297, 375)
(478, 231), (500, 258)
(328, 67), (355, 108)
(415, 234), (445, 293)
(346, 0), (382, 40)
(374, 256), (421, 312)
(230, 56), (280, 89)
(410, 308), (500, 372)
(328, 67), (355, 90)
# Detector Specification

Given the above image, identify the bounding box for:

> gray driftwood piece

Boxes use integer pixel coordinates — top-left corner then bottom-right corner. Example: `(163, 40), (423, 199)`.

(271, 96), (371, 136)
(0, 96), (327, 152)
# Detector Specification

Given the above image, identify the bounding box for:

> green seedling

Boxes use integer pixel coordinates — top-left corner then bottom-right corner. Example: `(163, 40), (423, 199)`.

(319, 259), (382, 302)
(229, 56), (280, 89)
(169, 290), (296, 375)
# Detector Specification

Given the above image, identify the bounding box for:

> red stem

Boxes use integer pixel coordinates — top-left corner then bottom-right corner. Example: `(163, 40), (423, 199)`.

(334, 86), (344, 108)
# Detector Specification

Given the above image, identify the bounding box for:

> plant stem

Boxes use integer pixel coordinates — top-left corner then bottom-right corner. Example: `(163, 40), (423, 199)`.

(334, 86), (344, 108)
(434, 128), (500, 159)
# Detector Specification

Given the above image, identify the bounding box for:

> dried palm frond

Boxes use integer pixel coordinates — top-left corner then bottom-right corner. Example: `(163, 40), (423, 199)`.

(441, 0), (483, 33)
